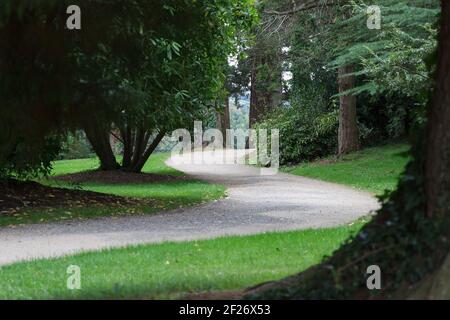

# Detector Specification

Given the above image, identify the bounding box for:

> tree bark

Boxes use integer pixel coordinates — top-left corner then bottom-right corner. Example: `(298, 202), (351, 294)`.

(121, 125), (134, 169)
(425, 0), (450, 220)
(337, 64), (360, 156)
(249, 57), (263, 128)
(216, 97), (231, 147)
(83, 121), (119, 171)
(224, 97), (231, 136)
(249, 53), (282, 128)
(129, 128), (150, 171)
(406, 254), (450, 299)
(132, 131), (166, 173)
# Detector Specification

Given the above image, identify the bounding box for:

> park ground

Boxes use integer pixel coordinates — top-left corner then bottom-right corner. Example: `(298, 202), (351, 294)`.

(0, 153), (225, 227)
(0, 142), (410, 299)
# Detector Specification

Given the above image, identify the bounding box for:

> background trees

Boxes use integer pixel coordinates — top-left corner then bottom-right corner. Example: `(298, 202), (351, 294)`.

(247, 0), (449, 299)
(247, 0), (439, 165)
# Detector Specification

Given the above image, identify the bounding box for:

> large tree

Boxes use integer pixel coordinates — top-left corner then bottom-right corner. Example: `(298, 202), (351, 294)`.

(0, 1), (74, 179)
(0, 0), (256, 175)
(73, 0), (255, 172)
(247, 2), (286, 128)
(261, 0), (439, 157)
(261, 0), (360, 155)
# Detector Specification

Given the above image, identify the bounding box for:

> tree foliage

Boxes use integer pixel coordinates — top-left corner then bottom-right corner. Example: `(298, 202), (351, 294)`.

(0, 0), (256, 176)
(250, 0), (440, 163)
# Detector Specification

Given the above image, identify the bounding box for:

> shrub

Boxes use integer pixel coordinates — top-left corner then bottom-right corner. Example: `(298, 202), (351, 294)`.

(0, 135), (61, 181)
(58, 132), (95, 160)
(255, 104), (338, 166)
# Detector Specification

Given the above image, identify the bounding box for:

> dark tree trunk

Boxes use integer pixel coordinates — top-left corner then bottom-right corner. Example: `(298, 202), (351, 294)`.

(224, 97), (231, 135)
(121, 125), (134, 169)
(83, 121), (119, 171)
(337, 64), (360, 156)
(132, 131), (166, 173)
(425, 0), (450, 220)
(247, 46), (282, 150)
(216, 97), (230, 147)
(249, 57), (263, 128)
(130, 127), (150, 170)
(404, 2), (450, 297)
(249, 54), (282, 129)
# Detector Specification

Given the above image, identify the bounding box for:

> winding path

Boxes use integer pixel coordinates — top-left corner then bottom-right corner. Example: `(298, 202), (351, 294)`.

(0, 150), (379, 266)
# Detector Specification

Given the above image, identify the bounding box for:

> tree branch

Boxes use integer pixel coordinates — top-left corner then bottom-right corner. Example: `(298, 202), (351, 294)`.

(264, 0), (344, 16)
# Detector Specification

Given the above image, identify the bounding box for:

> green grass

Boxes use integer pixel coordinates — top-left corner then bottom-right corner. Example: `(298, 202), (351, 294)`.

(46, 153), (224, 206)
(0, 180), (224, 227)
(48, 157), (101, 176)
(283, 143), (411, 195)
(49, 153), (183, 177)
(0, 221), (364, 299)
(0, 153), (225, 227)
(0, 144), (407, 299)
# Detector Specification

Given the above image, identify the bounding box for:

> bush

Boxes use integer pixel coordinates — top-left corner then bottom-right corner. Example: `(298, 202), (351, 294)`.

(0, 135), (61, 181)
(58, 132), (95, 160)
(255, 104), (338, 166)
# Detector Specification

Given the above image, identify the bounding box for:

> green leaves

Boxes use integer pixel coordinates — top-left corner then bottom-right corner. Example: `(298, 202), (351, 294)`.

(0, 0), (256, 178)
(329, 1), (439, 99)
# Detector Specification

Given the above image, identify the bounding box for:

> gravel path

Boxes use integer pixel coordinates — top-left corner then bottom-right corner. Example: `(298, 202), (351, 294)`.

(0, 150), (379, 266)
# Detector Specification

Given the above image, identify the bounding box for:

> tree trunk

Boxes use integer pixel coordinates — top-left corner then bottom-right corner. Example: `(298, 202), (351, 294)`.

(406, 254), (450, 299)
(337, 64), (360, 156)
(83, 121), (119, 171)
(425, 0), (450, 220)
(121, 125), (134, 169)
(224, 97), (231, 136)
(249, 54), (282, 128)
(130, 128), (150, 171)
(216, 97), (230, 147)
(132, 131), (166, 173)
(249, 57), (263, 128)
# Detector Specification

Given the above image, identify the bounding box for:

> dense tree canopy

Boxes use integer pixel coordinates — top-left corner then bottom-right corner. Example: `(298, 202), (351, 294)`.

(0, 0), (255, 176)
(250, 0), (440, 164)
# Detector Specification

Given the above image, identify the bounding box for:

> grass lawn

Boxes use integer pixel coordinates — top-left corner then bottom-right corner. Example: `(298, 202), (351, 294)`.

(48, 153), (224, 206)
(0, 144), (407, 299)
(47, 153), (224, 209)
(0, 153), (225, 227)
(50, 153), (184, 177)
(282, 143), (411, 195)
(0, 220), (364, 299)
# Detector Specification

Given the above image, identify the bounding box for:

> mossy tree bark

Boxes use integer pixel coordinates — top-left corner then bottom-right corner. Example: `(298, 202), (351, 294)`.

(83, 120), (119, 171)
(425, 0), (450, 221)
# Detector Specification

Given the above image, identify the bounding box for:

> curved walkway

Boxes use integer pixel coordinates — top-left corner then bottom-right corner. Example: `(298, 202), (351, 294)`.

(0, 150), (380, 265)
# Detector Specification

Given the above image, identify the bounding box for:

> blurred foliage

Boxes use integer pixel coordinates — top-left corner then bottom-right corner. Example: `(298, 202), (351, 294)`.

(58, 132), (95, 160)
